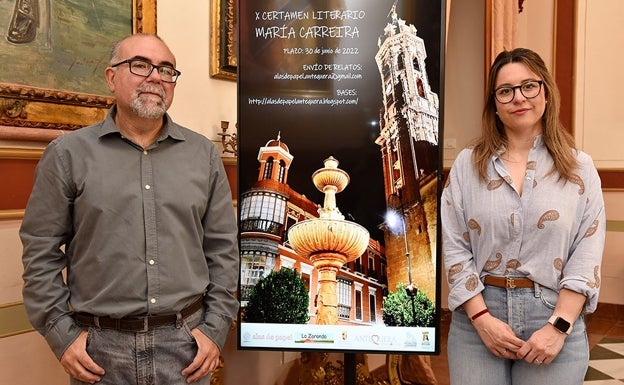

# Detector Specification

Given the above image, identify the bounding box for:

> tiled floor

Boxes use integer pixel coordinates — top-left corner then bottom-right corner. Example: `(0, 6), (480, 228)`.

(584, 336), (624, 383)
(426, 304), (624, 385)
(584, 303), (624, 384)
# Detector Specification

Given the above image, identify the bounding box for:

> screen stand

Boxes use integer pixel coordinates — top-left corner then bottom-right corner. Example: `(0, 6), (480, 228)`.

(344, 353), (356, 385)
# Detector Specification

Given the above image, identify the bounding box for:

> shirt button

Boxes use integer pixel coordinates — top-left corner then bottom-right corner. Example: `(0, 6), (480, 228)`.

(150, 298), (156, 304)
(145, 184), (151, 190)
(149, 259), (155, 265)
(143, 150), (148, 155)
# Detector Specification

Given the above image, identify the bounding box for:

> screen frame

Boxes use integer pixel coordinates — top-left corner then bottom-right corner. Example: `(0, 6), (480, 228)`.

(236, 0), (446, 355)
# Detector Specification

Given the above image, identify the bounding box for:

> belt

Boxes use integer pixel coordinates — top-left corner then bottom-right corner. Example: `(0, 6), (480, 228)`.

(483, 276), (534, 289)
(73, 296), (204, 332)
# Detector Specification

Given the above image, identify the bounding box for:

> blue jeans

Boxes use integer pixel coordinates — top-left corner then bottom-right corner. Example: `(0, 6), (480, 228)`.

(71, 308), (210, 385)
(448, 283), (588, 385)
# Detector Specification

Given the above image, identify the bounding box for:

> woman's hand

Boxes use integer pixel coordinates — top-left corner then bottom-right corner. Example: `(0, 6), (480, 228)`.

(472, 313), (525, 359)
(515, 324), (566, 365)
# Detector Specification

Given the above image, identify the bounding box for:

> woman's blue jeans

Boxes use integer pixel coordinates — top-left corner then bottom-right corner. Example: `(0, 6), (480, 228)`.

(448, 283), (589, 385)
(71, 308), (210, 385)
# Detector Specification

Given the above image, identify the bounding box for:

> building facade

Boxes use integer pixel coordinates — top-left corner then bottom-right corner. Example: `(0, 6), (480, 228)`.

(239, 136), (387, 325)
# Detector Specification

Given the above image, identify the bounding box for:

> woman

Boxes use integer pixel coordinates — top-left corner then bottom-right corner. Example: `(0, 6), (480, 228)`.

(442, 48), (605, 385)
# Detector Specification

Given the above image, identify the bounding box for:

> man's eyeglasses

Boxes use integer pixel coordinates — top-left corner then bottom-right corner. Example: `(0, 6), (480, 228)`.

(111, 59), (181, 83)
(493, 80), (543, 104)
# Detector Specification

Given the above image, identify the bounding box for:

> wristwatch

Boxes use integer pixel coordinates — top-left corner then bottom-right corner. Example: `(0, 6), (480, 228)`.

(548, 315), (573, 335)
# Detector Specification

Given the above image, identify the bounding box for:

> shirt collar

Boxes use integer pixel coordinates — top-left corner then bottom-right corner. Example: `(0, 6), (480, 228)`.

(494, 135), (545, 159)
(98, 105), (186, 142)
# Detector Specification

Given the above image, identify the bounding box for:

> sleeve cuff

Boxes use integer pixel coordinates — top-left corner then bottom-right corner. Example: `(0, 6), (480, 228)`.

(44, 314), (83, 360)
(197, 312), (234, 351)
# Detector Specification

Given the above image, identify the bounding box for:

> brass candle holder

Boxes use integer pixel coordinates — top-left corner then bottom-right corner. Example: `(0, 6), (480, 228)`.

(217, 120), (237, 156)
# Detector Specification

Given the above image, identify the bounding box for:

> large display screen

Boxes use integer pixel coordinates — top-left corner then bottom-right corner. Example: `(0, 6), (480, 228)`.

(238, 0), (444, 354)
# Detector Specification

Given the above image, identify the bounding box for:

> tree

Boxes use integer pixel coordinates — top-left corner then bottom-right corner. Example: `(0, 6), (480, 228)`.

(382, 283), (435, 327)
(243, 267), (310, 324)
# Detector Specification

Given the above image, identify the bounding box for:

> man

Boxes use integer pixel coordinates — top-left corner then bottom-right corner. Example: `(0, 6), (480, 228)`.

(20, 33), (239, 384)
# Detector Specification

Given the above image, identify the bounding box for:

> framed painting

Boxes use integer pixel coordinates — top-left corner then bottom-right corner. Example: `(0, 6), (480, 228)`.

(210, 0), (237, 81)
(0, 0), (157, 143)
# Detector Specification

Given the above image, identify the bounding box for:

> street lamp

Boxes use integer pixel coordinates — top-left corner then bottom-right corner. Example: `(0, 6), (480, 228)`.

(385, 193), (418, 319)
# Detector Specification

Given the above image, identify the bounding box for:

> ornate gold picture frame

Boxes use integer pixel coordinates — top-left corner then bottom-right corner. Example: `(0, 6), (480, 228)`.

(210, 0), (237, 81)
(0, 0), (157, 143)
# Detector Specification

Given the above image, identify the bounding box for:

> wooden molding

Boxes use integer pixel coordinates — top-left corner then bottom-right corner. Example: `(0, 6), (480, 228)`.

(598, 170), (624, 191)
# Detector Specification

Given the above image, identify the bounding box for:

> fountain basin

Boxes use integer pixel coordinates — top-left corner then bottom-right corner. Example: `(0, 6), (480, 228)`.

(288, 219), (369, 263)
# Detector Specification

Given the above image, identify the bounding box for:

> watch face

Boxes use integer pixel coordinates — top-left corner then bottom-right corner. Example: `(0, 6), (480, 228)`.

(553, 317), (571, 332)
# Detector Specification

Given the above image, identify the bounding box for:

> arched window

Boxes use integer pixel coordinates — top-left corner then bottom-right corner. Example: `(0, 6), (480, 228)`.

(263, 157), (274, 180)
(277, 160), (286, 182)
(337, 278), (352, 319)
(417, 78), (425, 97)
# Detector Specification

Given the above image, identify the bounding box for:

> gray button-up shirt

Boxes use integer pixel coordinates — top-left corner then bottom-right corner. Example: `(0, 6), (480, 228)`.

(442, 136), (605, 313)
(20, 107), (239, 359)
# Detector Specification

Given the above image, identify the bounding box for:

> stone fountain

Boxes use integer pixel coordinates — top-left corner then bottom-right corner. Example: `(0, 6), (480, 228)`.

(288, 156), (369, 325)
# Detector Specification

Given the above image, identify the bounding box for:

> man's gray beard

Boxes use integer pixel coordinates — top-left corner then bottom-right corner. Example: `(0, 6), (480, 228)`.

(131, 96), (167, 119)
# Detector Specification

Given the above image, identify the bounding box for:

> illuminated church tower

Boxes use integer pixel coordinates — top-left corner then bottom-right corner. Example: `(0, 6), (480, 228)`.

(375, 4), (439, 302)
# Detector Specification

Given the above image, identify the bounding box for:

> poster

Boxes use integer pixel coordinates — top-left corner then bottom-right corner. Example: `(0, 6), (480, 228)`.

(238, 0), (444, 354)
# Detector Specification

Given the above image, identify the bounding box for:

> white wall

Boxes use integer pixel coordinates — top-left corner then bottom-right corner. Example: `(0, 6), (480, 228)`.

(575, 0), (624, 168)
(157, 0), (237, 143)
(572, 0), (624, 305)
(442, 0), (485, 168)
(0, 221), (68, 383)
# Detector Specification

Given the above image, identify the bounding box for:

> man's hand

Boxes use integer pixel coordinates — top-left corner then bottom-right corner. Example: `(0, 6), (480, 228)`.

(181, 329), (221, 383)
(60, 330), (105, 384)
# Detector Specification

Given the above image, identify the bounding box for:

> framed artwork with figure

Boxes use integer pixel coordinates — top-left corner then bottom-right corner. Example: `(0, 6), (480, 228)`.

(0, 0), (156, 142)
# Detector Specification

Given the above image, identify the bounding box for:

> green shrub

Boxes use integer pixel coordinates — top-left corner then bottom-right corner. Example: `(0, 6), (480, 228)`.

(243, 267), (310, 324)
(382, 283), (435, 327)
